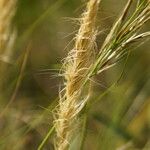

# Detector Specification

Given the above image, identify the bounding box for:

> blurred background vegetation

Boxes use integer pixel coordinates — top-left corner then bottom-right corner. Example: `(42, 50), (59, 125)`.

(0, 0), (150, 149)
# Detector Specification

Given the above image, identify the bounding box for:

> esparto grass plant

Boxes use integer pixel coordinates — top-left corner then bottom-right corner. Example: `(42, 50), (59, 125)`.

(52, 0), (150, 150)
(0, 0), (150, 149)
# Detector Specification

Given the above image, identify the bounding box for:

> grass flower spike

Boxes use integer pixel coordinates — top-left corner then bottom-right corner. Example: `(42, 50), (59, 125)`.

(54, 0), (100, 149)
(53, 0), (150, 149)
(90, 0), (150, 76)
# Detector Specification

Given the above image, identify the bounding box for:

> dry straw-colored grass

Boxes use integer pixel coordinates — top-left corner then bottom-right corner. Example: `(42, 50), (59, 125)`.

(53, 0), (150, 150)
(54, 0), (100, 149)
(0, 0), (17, 63)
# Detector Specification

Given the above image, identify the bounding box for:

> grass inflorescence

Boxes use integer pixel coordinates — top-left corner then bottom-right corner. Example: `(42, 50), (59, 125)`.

(53, 0), (150, 149)
(54, 0), (101, 149)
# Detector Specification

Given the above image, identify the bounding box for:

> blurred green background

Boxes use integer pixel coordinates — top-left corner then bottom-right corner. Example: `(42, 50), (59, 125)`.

(0, 0), (150, 149)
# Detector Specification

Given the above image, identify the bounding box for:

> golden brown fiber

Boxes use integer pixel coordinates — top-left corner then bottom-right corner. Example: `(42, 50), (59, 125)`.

(54, 0), (100, 150)
(0, 0), (17, 62)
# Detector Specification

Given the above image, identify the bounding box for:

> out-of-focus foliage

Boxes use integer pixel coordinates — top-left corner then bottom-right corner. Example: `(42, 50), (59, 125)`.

(0, 0), (149, 150)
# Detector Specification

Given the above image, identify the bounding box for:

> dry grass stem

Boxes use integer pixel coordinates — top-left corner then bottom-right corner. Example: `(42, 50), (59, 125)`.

(0, 0), (17, 63)
(54, 0), (100, 150)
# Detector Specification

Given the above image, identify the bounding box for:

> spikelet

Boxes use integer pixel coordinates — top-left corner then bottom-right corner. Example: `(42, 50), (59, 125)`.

(90, 0), (150, 76)
(54, 0), (100, 150)
(0, 0), (17, 63)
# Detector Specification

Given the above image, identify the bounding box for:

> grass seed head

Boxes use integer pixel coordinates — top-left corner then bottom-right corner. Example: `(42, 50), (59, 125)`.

(54, 0), (100, 150)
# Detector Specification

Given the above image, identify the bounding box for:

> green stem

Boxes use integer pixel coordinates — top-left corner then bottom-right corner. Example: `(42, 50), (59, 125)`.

(79, 80), (93, 150)
(37, 126), (55, 150)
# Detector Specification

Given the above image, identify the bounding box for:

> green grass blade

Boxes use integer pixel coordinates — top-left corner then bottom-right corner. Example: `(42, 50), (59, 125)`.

(37, 126), (55, 150)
